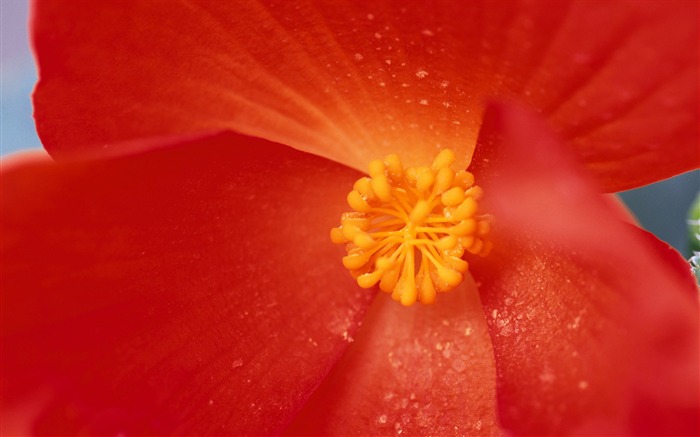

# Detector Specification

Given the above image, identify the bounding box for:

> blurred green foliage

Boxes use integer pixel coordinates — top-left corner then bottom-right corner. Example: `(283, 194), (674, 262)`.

(688, 193), (700, 252)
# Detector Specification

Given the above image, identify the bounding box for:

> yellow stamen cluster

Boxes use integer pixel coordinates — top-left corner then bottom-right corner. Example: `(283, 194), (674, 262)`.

(331, 149), (492, 306)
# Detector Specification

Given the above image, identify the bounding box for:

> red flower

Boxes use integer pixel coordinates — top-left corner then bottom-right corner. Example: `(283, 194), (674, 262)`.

(2, 0), (698, 435)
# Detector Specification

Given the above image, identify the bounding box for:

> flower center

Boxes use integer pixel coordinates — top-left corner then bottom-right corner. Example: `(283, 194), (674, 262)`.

(331, 149), (492, 306)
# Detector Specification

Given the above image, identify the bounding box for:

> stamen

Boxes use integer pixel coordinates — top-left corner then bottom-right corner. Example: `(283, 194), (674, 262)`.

(330, 149), (493, 306)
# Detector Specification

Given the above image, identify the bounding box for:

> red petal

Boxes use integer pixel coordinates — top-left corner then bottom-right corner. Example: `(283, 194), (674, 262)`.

(34, 1), (697, 188)
(1, 133), (374, 435)
(469, 102), (699, 435)
(285, 280), (502, 436)
(530, 0), (699, 191)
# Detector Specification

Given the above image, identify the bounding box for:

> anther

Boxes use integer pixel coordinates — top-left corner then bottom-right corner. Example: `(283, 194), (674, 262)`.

(331, 149), (493, 306)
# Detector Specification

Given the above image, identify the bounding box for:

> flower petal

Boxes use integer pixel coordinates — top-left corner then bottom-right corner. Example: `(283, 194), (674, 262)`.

(527, 0), (699, 191)
(1, 133), (374, 435)
(285, 280), (502, 436)
(34, 1), (697, 187)
(469, 102), (699, 435)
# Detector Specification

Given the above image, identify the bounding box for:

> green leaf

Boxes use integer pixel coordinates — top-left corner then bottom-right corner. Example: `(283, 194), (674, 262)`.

(688, 193), (700, 253)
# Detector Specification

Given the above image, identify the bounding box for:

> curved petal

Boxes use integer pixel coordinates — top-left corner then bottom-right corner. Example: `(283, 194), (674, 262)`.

(518, 0), (699, 191)
(469, 102), (699, 435)
(33, 0), (697, 188)
(285, 280), (502, 436)
(1, 133), (374, 435)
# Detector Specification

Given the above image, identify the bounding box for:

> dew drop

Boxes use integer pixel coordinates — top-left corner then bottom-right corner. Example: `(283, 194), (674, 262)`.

(451, 358), (467, 372)
(342, 330), (354, 343)
(540, 370), (555, 383)
(499, 323), (513, 337)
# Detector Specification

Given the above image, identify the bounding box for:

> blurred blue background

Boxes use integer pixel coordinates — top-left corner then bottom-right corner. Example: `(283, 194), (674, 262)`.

(2, 0), (41, 152)
(1, 0), (697, 255)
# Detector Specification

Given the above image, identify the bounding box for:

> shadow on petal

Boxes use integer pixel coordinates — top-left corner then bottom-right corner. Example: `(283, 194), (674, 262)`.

(469, 102), (699, 435)
(1, 132), (375, 435)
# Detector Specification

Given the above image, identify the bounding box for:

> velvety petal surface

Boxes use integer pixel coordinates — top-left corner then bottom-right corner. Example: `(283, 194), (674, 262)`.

(1, 133), (374, 435)
(285, 279), (502, 436)
(469, 103), (700, 435)
(33, 0), (698, 190)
